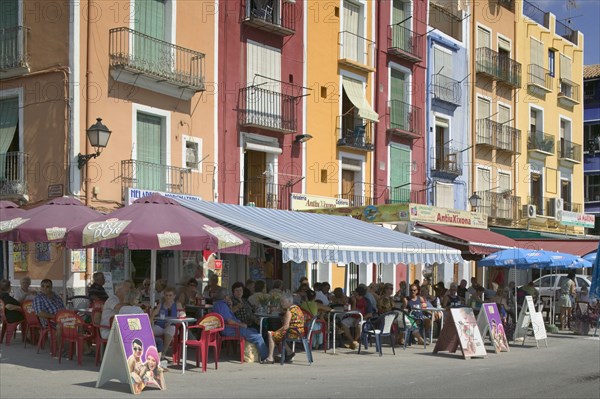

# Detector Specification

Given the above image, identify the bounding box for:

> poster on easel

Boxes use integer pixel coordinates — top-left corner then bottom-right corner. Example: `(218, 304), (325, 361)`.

(515, 295), (548, 348)
(97, 314), (166, 394)
(433, 307), (487, 359)
(476, 303), (510, 353)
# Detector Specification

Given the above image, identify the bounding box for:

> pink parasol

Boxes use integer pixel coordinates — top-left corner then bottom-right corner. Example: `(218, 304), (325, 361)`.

(0, 200), (25, 219)
(65, 193), (250, 305)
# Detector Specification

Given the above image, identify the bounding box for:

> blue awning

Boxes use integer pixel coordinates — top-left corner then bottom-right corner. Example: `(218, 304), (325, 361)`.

(176, 199), (463, 265)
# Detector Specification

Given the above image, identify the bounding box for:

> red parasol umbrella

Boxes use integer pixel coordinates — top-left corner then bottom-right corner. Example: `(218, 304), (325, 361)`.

(0, 200), (25, 220)
(65, 193), (250, 304)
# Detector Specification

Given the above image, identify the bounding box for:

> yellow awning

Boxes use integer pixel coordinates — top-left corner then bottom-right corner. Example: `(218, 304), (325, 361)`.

(342, 78), (379, 122)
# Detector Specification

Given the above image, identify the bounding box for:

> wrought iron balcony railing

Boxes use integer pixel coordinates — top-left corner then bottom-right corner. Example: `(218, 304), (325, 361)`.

(558, 138), (582, 162)
(387, 24), (422, 62)
(239, 85), (297, 133)
(338, 31), (375, 72)
(563, 201), (583, 212)
(527, 64), (553, 92)
(243, 178), (292, 210)
(242, 0), (296, 36)
(430, 151), (462, 178)
(336, 183), (426, 207)
(558, 78), (580, 105)
(385, 186), (427, 205)
(337, 120), (374, 151)
(431, 74), (461, 106)
(523, 0), (549, 29)
(0, 152), (29, 199)
(109, 27), (205, 93)
(527, 130), (554, 154)
(387, 100), (421, 138)
(497, 124), (521, 154)
(476, 118), (498, 148)
(476, 47), (521, 87)
(474, 190), (521, 220)
(528, 195), (549, 217)
(121, 159), (193, 196)
(555, 20), (578, 45)
(0, 26), (29, 75)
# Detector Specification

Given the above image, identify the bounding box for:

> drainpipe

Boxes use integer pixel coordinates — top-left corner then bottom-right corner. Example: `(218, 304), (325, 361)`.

(374, 0), (382, 199)
(82, 0), (93, 284)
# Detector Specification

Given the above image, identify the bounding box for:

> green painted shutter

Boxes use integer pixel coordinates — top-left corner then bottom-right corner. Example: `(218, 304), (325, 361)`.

(136, 113), (165, 190)
(0, 0), (18, 29)
(390, 146), (411, 203)
(390, 69), (406, 130)
(134, 0), (166, 70)
(391, 0), (407, 50)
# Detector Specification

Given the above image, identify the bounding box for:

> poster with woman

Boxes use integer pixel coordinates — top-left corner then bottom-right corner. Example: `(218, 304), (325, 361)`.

(482, 303), (510, 353)
(451, 307), (487, 358)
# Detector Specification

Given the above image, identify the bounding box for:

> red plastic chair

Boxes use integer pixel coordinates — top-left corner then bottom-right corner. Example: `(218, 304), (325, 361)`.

(55, 310), (94, 366)
(21, 300), (55, 355)
(185, 313), (224, 372)
(91, 307), (113, 366)
(219, 323), (245, 363)
(0, 299), (24, 345)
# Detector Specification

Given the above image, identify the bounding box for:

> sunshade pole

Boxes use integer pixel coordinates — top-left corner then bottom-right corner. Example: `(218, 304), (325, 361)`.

(63, 248), (68, 304)
(514, 264), (517, 344)
(149, 250), (157, 306)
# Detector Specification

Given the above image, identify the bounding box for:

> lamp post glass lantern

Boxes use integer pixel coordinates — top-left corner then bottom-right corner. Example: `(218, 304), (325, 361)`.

(469, 192), (482, 211)
(78, 118), (112, 169)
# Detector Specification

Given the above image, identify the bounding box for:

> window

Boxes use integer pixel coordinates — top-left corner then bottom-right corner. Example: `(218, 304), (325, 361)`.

(561, 179), (571, 210)
(390, 145), (411, 203)
(548, 50), (555, 77)
(0, 96), (20, 185)
(477, 26), (491, 49)
(585, 175), (600, 202)
(584, 81), (595, 99)
(136, 112), (167, 191)
(434, 117), (449, 168)
(584, 124), (600, 152)
(559, 54), (573, 95)
(476, 167), (491, 193)
(434, 182), (454, 209)
(530, 172), (543, 214)
(134, 0), (172, 71)
(530, 38), (543, 67)
(576, 277), (589, 290)
(342, 1), (365, 63)
(183, 136), (202, 170)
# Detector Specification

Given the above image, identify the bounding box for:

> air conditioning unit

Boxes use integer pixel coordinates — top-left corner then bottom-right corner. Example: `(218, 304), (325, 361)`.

(523, 204), (537, 219)
(548, 198), (563, 217)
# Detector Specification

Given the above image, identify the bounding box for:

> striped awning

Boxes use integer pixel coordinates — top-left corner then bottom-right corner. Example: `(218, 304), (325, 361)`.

(176, 199), (463, 265)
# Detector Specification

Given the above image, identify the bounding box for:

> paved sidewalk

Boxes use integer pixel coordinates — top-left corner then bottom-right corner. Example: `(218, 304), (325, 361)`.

(1, 330), (599, 399)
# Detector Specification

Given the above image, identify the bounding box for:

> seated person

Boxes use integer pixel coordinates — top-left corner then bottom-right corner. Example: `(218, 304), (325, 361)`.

(13, 276), (37, 302)
(140, 278), (151, 301)
(212, 287), (268, 362)
(402, 283), (430, 342)
(469, 285), (485, 315)
(248, 280), (266, 309)
(315, 282), (331, 306)
(340, 286), (374, 350)
(100, 281), (133, 339)
(33, 279), (65, 352)
(231, 281), (259, 328)
(88, 272), (109, 302)
(265, 292), (305, 363)
(150, 287), (182, 360)
(269, 279), (284, 295)
(0, 279), (25, 324)
(292, 283), (310, 305)
(177, 278), (199, 307)
(442, 283), (463, 309)
(202, 274), (222, 304)
(300, 289), (330, 348)
(376, 283), (396, 314)
(520, 281), (538, 302)
(330, 287), (348, 308)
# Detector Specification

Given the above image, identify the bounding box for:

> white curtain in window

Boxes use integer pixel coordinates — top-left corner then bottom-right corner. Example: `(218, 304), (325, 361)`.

(0, 97), (18, 154)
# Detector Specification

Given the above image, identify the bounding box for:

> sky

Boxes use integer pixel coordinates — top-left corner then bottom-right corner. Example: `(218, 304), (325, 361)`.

(535, 0), (600, 65)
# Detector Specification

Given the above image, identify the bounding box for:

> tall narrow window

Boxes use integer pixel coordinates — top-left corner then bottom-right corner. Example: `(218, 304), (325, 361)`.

(548, 50), (555, 77)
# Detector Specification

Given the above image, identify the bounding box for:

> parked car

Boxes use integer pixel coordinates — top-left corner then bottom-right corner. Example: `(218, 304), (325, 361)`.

(530, 273), (591, 299)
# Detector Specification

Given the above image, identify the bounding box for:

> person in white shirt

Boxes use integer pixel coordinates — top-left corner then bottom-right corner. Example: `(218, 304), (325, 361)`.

(100, 281), (132, 339)
(13, 276), (37, 302)
(313, 282), (330, 306)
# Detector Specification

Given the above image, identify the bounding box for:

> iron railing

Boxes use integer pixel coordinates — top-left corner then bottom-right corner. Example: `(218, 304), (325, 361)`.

(238, 85), (297, 133)
(476, 47), (521, 87)
(476, 118), (498, 147)
(474, 190), (521, 220)
(555, 20), (578, 45)
(388, 24), (422, 61)
(243, 178), (293, 210)
(563, 201), (583, 212)
(497, 124), (521, 154)
(528, 130), (555, 154)
(0, 26), (29, 71)
(497, 0), (515, 12)
(431, 74), (461, 106)
(430, 151), (462, 177)
(558, 78), (580, 104)
(242, 0), (296, 35)
(388, 100), (421, 137)
(338, 31), (375, 70)
(337, 183), (426, 207)
(337, 118), (374, 151)
(0, 152), (28, 198)
(121, 159), (193, 196)
(523, 0), (549, 28)
(385, 186), (427, 205)
(109, 27), (205, 91)
(558, 138), (582, 162)
(528, 196), (549, 216)
(528, 64), (553, 91)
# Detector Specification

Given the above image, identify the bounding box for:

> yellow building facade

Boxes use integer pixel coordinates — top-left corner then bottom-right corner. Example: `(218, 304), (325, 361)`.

(515, 0), (585, 235)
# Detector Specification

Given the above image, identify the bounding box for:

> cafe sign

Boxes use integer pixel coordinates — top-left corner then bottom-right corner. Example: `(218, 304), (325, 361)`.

(557, 211), (595, 228)
(290, 193), (350, 211)
(409, 204), (488, 229)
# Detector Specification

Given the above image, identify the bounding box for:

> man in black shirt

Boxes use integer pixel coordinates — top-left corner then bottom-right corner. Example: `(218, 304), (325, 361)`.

(88, 272), (109, 302)
(0, 279), (24, 323)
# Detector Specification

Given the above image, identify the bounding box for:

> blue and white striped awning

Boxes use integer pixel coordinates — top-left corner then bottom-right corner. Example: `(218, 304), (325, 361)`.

(176, 199), (463, 265)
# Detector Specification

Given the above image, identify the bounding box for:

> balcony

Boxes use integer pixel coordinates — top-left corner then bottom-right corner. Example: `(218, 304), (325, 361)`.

(558, 78), (580, 106)
(238, 85), (297, 133)
(555, 20), (578, 46)
(558, 138), (582, 163)
(563, 201), (583, 213)
(527, 64), (553, 93)
(387, 100), (421, 139)
(430, 151), (462, 179)
(385, 186), (427, 205)
(242, 0), (296, 36)
(338, 31), (375, 73)
(476, 118), (499, 148)
(243, 177), (292, 210)
(121, 159), (193, 197)
(497, 0), (515, 12)
(528, 196), (550, 217)
(475, 190), (521, 221)
(109, 27), (205, 100)
(336, 119), (374, 152)
(527, 130), (554, 155)
(0, 152), (29, 202)
(523, 0), (549, 29)
(431, 74), (461, 106)
(387, 25), (422, 62)
(0, 26), (29, 79)
(475, 47), (521, 88)
(497, 124), (521, 154)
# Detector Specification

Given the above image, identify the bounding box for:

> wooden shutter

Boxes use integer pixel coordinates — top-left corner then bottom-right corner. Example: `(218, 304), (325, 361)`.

(477, 26), (490, 48)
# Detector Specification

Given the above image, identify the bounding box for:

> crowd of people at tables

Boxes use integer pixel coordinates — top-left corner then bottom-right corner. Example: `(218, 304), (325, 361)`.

(2, 272), (599, 367)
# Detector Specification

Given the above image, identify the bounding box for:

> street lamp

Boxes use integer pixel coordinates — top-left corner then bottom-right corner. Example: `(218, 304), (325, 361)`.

(78, 118), (112, 169)
(469, 192), (482, 212)
(294, 133), (313, 143)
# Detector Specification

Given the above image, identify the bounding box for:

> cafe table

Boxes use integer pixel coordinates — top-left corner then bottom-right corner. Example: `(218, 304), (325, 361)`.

(254, 312), (281, 336)
(167, 317), (196, 374)
(412, 307), (445, 344)
(327, 310), (363, 354)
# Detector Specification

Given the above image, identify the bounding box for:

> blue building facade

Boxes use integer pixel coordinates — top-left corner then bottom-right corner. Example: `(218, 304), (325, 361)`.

(584, 65), (600, 235)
